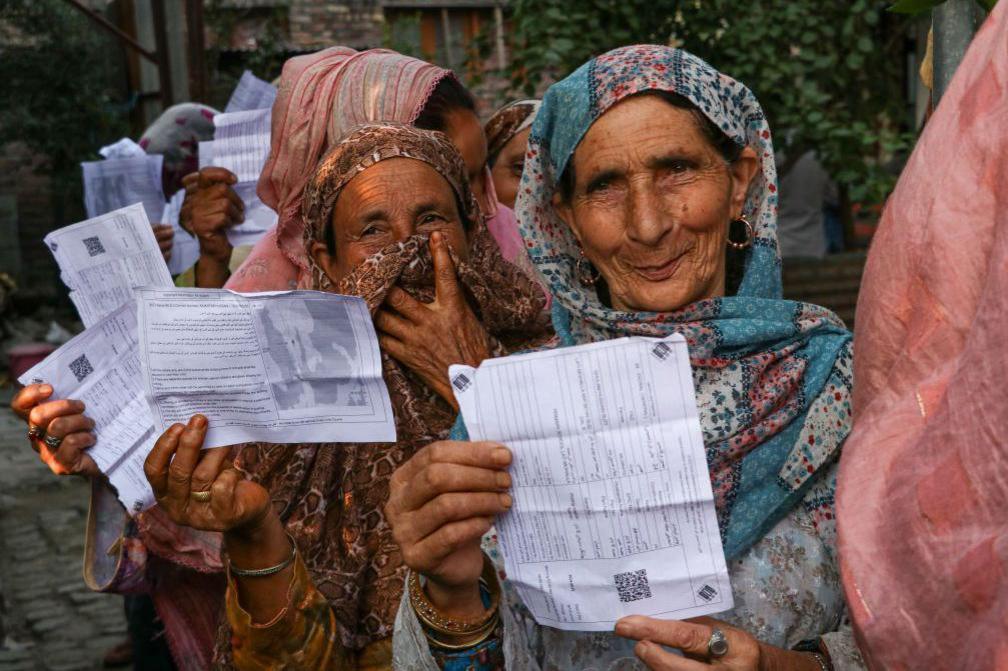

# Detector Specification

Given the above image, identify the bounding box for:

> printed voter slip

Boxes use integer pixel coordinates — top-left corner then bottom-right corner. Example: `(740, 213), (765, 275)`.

(450, 333), (732, 631)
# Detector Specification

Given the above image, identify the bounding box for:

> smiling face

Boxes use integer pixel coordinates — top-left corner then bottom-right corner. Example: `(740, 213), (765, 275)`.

(490, 127), (531, 209)
(555, 93), (758, 313)
(309, 157), (468, 285)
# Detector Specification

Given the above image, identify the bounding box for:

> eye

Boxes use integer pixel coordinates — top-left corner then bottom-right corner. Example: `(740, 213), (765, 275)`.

(510, 161), (524, 177)
(587, 179), (612, 194)
(420, 213), (446, 226)
(360, 224), (380, 237)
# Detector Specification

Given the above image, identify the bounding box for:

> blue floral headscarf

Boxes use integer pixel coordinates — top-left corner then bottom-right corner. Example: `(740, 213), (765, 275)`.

(515, 45), (854, 559)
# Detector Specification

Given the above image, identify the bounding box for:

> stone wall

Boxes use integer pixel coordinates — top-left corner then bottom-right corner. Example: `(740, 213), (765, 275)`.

(288, 0), (385, 50)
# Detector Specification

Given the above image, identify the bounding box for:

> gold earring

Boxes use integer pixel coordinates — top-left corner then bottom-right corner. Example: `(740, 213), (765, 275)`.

(727, 215), (754, 250)
(576, 249), (600, 286)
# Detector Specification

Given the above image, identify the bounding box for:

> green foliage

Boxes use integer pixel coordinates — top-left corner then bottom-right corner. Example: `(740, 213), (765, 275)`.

(0, 0), (130, 189)
(889, 0), (997, 14)
(507, 0), (917, 205)
(203, 3), (289, 107)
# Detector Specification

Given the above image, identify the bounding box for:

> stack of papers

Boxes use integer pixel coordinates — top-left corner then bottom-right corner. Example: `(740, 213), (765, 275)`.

(451, 334), (733, 630)
(44, 203), (173, 327)
(199, 108), (277, 247)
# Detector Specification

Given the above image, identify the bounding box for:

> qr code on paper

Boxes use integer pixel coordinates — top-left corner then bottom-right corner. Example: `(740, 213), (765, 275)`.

(697, 584), (718, 602)
(82, 236), (106, 257)
(614, 568), (652, 603)
(451, 372), (472, 393)
(651, 342), (672, 360)
(68, 353), (94, 382)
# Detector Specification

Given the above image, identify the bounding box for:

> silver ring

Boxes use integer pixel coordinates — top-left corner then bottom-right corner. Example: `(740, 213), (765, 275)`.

(27, 425), (44, 441)
(707, 628), (729, 658)
(43, 434), (63, 451)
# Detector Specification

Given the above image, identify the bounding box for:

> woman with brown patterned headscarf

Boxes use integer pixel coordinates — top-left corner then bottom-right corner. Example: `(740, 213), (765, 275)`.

(140, 123), (550, 670)
(484, 99), (540, 209)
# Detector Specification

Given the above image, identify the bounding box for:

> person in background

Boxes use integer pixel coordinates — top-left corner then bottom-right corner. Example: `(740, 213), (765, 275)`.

(137, 103), (219, 267)
(484, 99), (540, 210)
(386, 45), (865, 671)
(775, 148), (838, 260)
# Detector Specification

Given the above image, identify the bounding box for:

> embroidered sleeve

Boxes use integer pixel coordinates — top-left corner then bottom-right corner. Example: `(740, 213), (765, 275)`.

(226, 553), (351, 670)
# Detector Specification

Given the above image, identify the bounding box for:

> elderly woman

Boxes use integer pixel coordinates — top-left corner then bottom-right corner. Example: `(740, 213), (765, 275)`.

(484, 99), (540, 210)
(182, 47), (526, 290)
(139, 123), (547, 670)
(386, 45), (863, 671)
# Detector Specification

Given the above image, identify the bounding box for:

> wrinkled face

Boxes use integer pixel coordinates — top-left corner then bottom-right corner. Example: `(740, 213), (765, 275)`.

(442, 107), (489, 210)
(310, 157), (468, 285)
(490, 127), (531, 210)
(555, 94), (758, 312)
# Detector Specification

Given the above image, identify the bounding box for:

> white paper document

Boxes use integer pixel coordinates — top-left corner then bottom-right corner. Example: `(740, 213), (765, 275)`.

(199, 109), (277, 248)
(136, 288), (396, 448)
(451, 334), (732, 631)
(18, 304), (156, 515)
(225, 70), (278, 113)
(99, 137), (147, 159)
(45, 203), (174, 327)
(82, 154), (166, 225)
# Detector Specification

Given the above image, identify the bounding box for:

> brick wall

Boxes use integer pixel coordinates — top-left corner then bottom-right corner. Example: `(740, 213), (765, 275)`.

(288, 0), (384, 50)
(782, 252), (866, 329)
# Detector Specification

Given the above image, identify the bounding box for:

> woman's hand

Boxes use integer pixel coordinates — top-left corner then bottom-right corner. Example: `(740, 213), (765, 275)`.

(375, 232), (492, 408)
(385, 440), (512, 618)
(615, 616), (822, 671)
(143, 414), (271, 535)
(11, 383), (99, 478)
(153, 224), (174, 263)
(178, 167), (244, 288)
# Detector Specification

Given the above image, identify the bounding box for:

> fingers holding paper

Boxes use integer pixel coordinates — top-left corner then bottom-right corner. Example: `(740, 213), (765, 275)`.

(615, 616), (761, 671)
(12, 384), (100, 478)
(144, 414), (271, 534)
(386, 440), (512, 591)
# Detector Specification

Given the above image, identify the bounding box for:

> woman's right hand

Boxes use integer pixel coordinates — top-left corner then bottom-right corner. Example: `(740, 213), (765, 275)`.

(179, 167), (244, 288)
(143, 414), (271, 535)
(11, 383), (99, 478)
(385, 440), (513, 617)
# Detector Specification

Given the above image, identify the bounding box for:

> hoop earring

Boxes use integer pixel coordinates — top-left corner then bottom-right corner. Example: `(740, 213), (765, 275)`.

(727, 215), (754, 250)
(576, 250), (600, 286)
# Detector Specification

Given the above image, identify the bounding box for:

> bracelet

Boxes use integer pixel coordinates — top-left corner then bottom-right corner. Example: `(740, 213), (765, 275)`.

(807, 652), (831, 671)
(423, 614), (499, 651)
(408, 552), (501, 636)
(228, 533), (297, 578)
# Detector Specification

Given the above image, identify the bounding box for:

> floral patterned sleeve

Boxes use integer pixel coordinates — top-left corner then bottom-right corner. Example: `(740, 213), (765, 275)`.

(225, 553), (354, 670)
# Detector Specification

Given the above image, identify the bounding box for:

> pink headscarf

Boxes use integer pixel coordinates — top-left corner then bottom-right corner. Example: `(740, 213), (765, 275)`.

(838, 4), (1008, 669)
(226, 47), (524, 292)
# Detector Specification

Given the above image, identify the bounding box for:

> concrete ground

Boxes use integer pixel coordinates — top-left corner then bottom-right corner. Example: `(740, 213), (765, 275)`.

(0, 389), (129, 671)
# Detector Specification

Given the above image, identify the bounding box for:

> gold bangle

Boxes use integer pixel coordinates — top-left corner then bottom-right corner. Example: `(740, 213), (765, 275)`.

(408, 552), (501, 636)
(423, 612), (500, 651)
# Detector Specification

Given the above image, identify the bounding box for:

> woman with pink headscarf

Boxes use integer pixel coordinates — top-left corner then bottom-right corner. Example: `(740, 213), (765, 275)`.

(181, 47), (527, 290)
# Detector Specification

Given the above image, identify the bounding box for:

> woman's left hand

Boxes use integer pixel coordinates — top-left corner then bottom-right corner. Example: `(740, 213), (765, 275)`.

(374, 232), (492, 408)
(615, 616), (763, 671)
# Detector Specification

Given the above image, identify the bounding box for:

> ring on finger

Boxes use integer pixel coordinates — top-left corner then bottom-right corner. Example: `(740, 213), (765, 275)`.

(27, 425), (44, 441)
(190, 489), (212, 503)
(707, 628), (729, 658)
(43, 434), (63, 451)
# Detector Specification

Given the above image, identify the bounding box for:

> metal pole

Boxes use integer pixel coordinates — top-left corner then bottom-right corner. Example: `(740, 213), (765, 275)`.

(932, 0), (983, 102)
(62, 0), (158, 63)
(150, 0), (174, 108)
(185, 0), (207, 102)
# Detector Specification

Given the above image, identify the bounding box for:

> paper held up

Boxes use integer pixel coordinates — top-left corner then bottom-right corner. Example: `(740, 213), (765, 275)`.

(82, 153), (166, 225)
(44, 203), (174, 328)
(136, 288), (397, 448)
(225, 70), (278, 113)
(451, 334), (732, 631)
(18, 303), (157, 515)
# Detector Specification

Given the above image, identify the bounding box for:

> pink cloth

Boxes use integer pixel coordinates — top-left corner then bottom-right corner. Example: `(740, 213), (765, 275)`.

(837, 5), (1008, 670)
(228, 47), (454, 291)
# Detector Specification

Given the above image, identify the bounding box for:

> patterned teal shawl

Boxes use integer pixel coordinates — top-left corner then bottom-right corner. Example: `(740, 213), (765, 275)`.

(514, 45), (854, 559)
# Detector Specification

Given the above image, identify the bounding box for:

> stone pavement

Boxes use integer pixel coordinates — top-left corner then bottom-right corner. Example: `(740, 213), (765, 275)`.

(0, 389), (129, 671)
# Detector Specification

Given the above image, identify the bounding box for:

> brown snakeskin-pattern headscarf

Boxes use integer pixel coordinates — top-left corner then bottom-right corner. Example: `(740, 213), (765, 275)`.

(224, 123), (550, 653)
(484, 99), (541, 166)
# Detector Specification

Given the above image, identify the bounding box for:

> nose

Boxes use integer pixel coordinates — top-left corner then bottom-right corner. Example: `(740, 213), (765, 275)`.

(625, 179), (671, 247)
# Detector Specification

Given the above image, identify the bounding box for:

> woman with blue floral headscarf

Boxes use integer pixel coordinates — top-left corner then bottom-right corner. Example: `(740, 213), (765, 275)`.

(386, 46), (866, 671)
